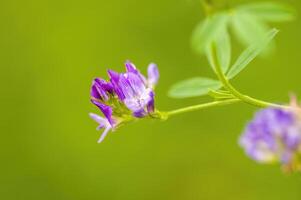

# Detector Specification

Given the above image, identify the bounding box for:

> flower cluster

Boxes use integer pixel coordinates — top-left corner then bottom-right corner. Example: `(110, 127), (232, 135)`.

(239, 98), (301, 171)
(89, 61), (159, 143)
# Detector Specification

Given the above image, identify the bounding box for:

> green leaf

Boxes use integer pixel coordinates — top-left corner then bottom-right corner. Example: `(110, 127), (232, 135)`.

(192, 13), (229, 54)
(231, 12), (270, 47)
(216, 29), (231, 73)
(237, 2), (296, 22)
(207, 29), (231, 73)
(227, 28), (279, 79)
(168, 77), (222, 98)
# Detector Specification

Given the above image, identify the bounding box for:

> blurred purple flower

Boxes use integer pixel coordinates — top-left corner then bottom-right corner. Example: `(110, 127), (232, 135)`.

(239, 100), (301, 171)
(89, 61), (159, 143)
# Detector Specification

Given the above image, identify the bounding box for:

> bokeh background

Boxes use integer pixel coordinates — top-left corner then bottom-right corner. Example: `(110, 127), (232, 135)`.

(1, 0), (301, 199)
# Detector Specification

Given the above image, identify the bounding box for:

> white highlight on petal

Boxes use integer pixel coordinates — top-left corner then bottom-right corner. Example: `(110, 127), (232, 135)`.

(98, 126), (111, 143)
(89, 113), (112, 143)
(89, 113), (107, 127)
(123, 88), (152, 113)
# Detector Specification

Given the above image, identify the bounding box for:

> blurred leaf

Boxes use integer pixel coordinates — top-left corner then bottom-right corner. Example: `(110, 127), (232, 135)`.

(231, 12), (270, 47)
(237, 2), (296, 22)
(216, 30), (231, 73)
(227, 29), (279, 79)
(168, 77), (222, 98)
(207, 29), (231, 73)
(192, 13), (229, 54)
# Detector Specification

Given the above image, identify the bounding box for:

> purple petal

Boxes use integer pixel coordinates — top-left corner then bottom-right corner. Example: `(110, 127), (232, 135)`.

(91, 100), (114, 125)
(108, 70), (119, 83)
(147, 63), (159, 88)
(147, 91), (155, 113)
(108, 70), (125, 100)
(95, 78), (113, 92)
(119, 74), (136, 99)
(126, 72), (146, 96)
(91, 79), (109, 100)
(125, 61), (147, 84)
(283, 127), (301, 150)
(89, 113), (107, 129)
(123, 88), (153, 113)
(124, 99), (141, 113)
(133, 109), (146, 118)
(91, 84), (101, 99)
(125, 61), (138, 74)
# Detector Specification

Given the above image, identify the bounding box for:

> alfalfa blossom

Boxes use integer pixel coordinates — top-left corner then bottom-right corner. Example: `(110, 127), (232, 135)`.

(239, 97), (301, 171)
(89, 61), (159, 143)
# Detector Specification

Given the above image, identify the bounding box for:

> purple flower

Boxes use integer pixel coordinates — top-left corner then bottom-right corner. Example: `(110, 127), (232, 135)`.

(89, 61), (159, 143)
(239, 103), (301, 170)
(108, 62), (159, 117)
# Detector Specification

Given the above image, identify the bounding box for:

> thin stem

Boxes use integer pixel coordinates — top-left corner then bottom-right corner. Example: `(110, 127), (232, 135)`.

(154, 2), (294, 121)
(209, 44), (291, 110)
(201, 0), (212, 7)
(201, 0), (214, 15)
(167, 98), (241, 117)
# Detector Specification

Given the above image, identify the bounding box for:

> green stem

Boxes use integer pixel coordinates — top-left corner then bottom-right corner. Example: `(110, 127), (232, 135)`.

(157, 43), (294, 121)
(153, 1), (294, 121)
(166, 98), (241, 117)
(210, 44), (291, 110)
(201, 0), (214, 15)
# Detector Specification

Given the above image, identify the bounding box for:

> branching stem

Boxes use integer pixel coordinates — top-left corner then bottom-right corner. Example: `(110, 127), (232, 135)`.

(209, 44), (291, 110)
(157, 0), (295, 120)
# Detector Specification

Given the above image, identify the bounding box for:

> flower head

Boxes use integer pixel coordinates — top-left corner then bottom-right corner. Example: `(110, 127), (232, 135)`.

(239, 98), (301, 171)
(89, 61), (159, 143)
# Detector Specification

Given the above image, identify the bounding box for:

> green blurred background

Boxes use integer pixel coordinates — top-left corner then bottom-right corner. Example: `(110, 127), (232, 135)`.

(1, 0), (301, 199)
